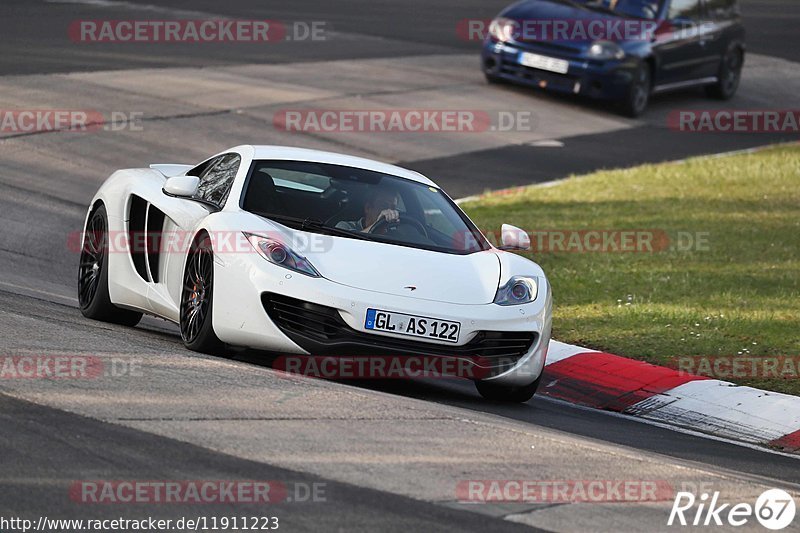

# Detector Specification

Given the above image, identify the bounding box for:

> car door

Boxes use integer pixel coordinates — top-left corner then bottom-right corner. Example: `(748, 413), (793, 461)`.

(147, 153), (242, 320)
(653, 0), (708, 85)
(699, 0), (741, 77)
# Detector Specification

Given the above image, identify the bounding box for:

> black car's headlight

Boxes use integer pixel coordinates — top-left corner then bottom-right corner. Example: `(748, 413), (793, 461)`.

(494, 276), (539, 306)
(245, 233), (320, 277)
(488, 17), (518, 43)
(587, 40), (625, 60)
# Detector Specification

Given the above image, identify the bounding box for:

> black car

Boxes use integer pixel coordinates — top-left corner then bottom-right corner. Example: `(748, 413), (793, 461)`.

(481, 0), (745, 116)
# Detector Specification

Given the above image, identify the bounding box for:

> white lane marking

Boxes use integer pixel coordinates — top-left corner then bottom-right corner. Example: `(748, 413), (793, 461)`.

(627, 379), (800, 444)
(545, 340), (599, 364)
(528, 139), (565, 147)
(540, 395), (800, 462)
(543, 341), (800, 447)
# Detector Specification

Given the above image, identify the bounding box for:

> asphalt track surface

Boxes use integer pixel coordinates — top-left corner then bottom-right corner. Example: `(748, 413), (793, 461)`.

(0, 0), (799, 531)
(1, 0), (797, 74)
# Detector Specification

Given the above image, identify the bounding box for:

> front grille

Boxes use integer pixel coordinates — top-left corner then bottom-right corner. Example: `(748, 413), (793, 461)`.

(513, 39), (582, 56)
(262, 293), (537, 366)
(500, 63), (576, 79)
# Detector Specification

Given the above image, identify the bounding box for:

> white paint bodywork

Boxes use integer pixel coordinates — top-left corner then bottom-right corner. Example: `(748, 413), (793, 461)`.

(85, 145), (552, 386)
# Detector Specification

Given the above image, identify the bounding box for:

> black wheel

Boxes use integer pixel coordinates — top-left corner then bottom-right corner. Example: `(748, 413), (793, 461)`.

(619, 62), (651, 118)
(78, 205), (143, 326)
(475, 374), (542, 403)
(180, 233), (224, 354)
(706, 46), (743, 100)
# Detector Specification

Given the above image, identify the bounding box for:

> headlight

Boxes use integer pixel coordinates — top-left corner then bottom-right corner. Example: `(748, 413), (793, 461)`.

(587, 40), (625, 60)
(244, 233), (320, 277)
(494, 276), (538, 306)
(488, 17), (518, 43)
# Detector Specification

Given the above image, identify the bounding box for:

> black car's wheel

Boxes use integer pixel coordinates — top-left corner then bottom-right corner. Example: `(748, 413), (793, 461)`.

(180, 233), (224, 354)
(620, 62), (651, 118)
(706, 46), (743, 100)
(78, 204), (143, 326)
(475, 374), (542, 403)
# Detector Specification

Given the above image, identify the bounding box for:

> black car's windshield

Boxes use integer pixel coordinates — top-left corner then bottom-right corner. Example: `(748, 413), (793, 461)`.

(578, 0), (664, 19)
(241, 160), (490, 255)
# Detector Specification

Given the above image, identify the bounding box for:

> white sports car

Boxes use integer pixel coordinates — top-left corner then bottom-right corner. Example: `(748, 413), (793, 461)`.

(78, 145), (552, 402)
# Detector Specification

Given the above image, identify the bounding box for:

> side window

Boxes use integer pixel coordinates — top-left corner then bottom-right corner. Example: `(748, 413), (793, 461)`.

(187, 158), (214, 178)
(197, 153), (241, 207)
(705, 0), (737, 19)
(669, 0), (703, 19)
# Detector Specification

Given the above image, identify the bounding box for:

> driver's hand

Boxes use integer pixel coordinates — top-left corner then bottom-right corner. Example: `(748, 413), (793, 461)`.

(364, 209), (400, 232)
(379, 209), (400, 223)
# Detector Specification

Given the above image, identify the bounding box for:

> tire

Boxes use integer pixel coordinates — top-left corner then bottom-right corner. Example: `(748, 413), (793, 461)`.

(78, 204), (143, 327)
(180, 233), (225, 354)
(619, 62), (651, 118)
(706, 46), (743, 100)
(475, 374), (542, 403)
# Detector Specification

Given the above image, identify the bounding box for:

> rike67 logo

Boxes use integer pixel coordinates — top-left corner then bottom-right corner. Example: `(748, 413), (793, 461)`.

(669, 489), (796, 530)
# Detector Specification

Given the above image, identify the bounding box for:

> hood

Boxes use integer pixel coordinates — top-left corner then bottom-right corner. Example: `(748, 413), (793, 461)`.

(506, 0), (620, 22)
(263, 219), (502, 305)
(502, 0), (648, 47)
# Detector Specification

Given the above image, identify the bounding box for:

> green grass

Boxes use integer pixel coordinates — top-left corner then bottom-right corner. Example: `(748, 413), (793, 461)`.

(461, 144), (800, 395)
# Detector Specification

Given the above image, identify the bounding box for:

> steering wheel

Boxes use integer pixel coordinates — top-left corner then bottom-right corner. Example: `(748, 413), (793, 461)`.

(369, 214), (428, 238)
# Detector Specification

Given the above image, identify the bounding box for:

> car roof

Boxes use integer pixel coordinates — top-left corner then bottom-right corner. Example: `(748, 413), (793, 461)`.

(229, 145), (438, 188)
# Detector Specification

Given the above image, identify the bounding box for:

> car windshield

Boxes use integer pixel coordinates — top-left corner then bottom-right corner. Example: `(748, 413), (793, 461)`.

(578, 0), (663, 19)
(241, 160), (490, 255)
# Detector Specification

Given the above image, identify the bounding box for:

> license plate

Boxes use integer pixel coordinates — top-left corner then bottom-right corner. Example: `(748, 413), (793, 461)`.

(365, 308), (460, 343)
(518, 52), (569, 74)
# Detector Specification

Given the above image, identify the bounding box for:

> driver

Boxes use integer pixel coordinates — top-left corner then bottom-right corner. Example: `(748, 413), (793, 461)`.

(336, 189), (400, 232)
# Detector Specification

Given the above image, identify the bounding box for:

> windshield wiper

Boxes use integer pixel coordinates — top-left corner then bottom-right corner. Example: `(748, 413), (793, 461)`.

(256, 213), (373, 241)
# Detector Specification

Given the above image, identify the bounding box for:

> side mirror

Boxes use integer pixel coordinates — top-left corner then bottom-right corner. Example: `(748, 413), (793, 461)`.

(163, 175), (199, 198)
(500, 224), (531, 251)
(666, 16), (695, 32)
(652, 18), (696, 41)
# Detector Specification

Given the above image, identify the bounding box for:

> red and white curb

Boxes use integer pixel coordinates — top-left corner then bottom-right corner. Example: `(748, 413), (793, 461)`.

(541, 341), (800, 453)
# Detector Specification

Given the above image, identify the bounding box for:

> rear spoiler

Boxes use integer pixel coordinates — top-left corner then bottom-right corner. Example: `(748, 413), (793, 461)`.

(150, 163), (193, 178)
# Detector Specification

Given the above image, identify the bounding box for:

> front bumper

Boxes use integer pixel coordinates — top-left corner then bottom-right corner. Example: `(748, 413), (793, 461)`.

(212, 249), (552, 387)
(482, 39), (637, 100)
